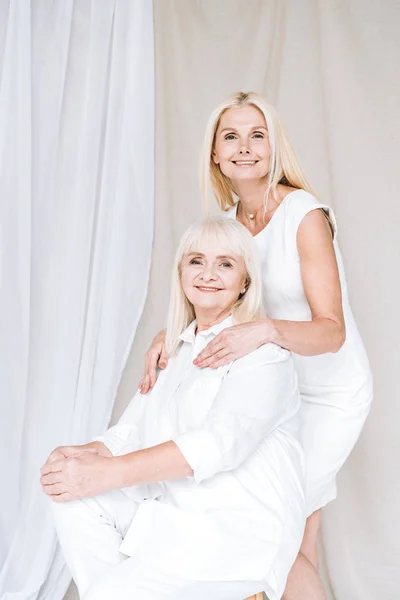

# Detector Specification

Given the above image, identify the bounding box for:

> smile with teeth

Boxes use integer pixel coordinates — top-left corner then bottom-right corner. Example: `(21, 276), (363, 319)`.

(232, 160), (258, 165)
(196, 286), (222, 292)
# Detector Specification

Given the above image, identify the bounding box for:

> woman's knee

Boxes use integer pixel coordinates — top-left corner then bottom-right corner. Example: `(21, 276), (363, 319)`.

(50, 498), (85, 525)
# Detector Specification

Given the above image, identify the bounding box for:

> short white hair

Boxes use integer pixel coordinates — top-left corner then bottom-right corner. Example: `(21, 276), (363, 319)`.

(165, 216), (264, 354)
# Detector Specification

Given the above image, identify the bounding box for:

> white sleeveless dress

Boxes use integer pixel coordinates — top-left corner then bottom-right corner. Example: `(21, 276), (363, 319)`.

(226, 189), (373, 515)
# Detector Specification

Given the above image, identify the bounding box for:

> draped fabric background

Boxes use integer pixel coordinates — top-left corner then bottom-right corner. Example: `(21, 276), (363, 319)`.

(113, 1), (399, 600)
(0, 0), (397, 599)
(0, 1), (154, 598)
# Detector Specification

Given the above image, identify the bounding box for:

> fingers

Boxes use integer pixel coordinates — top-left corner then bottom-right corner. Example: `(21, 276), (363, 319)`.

(194, 340), (226, 367)
(139, 349), (169, 394)
(49, 483), (66, 495)
(41, 472), (67, 497)
(139, 350), (159, 394)
(196, 349), (233, 369)
(159, 350), (169, 370)
(206, 353), (236, 368)
(41, 470), (76, 501)
(40, 458), (78, 502)
(40, 459), (62, 476)
(148, 361), (158, 390)
(139, 372), (153, 395)
(41, 472), (61, 486)
(42, 482), (66, 496)
(51, 492), (74, 503)
(139, 370), (151, 395)
(139, 331), (169, 394)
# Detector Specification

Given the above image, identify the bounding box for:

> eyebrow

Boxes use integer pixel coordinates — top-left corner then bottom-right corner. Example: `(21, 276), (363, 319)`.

(187, 252), (238, 262)
(219, 126), (268, 133)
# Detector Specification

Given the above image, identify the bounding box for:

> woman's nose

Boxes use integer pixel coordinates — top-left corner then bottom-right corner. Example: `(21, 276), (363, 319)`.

(239, 144), (250, 154)
(200, 265), (217, 280)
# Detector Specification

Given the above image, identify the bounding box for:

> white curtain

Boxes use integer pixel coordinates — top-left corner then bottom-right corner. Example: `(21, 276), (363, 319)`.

(0, 1), (154, 598)
(115, 2), (400, 600)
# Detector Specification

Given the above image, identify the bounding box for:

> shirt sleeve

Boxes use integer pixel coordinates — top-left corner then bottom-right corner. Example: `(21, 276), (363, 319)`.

(93, 391), (145, 456)
(173, 344), (299, 483)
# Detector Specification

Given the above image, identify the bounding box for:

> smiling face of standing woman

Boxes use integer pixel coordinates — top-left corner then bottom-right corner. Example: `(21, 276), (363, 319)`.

(212, 104), (271, 183)
(180, 240), (248, 326)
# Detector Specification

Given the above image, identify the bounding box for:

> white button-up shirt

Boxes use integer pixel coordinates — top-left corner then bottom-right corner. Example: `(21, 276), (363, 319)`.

(96, 316), (305, 600)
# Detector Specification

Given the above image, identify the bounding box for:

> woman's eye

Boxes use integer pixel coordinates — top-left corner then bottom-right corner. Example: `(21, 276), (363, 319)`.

(220, 262), (233, 268)
(224, 134), (236, 141)
(253, 132), (264, 139)
(189, 258), (202, 265)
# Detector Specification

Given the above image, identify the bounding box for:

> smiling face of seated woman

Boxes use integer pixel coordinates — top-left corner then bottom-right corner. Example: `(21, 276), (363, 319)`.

(165, 217), (263, 353)
(180, 241), (248, 328)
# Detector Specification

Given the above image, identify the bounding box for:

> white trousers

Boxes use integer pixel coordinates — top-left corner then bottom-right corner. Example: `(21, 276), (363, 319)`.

(52, 490), (265, 600)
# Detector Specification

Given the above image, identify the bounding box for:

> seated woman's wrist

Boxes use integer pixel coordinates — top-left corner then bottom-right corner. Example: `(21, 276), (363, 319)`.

(82, 441), (113, 457)
(91, 435), (126, 457)
(111, 453), (138, 489)
(102, 455), (127, 490)
(92, 441), (113, 457)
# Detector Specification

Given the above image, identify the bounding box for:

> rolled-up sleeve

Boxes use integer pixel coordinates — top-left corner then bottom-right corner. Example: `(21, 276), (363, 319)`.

(94, 392), (145, 456)
(174, 345), (298, 483)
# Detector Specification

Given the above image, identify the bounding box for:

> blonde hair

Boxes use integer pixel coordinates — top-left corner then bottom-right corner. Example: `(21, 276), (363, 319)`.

(165, 216), (264, 354)
(200, 91), (315, 214)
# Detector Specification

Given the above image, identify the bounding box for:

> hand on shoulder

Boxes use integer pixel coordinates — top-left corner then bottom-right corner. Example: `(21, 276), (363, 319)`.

(193, 319), (286, 369)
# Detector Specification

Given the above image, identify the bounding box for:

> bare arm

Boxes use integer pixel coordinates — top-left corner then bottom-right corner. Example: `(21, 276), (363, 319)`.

(114, 441), (193, 488)
(41, 347), (295, 501)
(139, 328), (168, 394)
(268, 209), (345, 355)
(194, 209), (345, 368)
(40, 439), (194, 503)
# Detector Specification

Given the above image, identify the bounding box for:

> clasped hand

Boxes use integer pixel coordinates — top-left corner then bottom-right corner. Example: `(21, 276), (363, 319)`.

(40, 443), (115, 503)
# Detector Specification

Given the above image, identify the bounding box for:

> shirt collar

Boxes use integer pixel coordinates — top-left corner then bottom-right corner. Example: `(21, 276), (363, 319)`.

(179, 315), (234, 344)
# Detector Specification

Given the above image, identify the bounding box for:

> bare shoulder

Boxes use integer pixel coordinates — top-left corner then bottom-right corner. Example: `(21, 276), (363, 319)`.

(297, 209), (334, 253)
(281, 189), (335, 241)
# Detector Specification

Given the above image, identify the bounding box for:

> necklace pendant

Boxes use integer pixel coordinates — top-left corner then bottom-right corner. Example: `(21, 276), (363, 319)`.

(249, 213), (255, 219)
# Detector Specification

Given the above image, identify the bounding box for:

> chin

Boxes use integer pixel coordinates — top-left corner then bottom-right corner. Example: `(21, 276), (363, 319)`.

(224, 168), (267, 182)
(192, 299), (221, 310)
(236, 169), (266, 180)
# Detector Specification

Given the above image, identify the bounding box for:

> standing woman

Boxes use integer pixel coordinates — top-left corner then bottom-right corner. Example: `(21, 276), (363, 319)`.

(140, 92), (372, 600)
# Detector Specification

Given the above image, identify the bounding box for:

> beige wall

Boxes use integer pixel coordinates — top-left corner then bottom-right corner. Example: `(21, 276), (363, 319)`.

(67, 1), (400, 598)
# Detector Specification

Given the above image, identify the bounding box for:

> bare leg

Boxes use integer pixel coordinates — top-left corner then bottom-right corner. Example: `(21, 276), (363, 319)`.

(282, 509), (327, 600)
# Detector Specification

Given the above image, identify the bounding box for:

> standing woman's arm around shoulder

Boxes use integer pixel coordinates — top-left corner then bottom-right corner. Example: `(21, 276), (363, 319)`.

(268, 208), (346, 355)
(41, 346), (298, 502)
(194, 209), (346, 369)
(117, 344), (298, 487)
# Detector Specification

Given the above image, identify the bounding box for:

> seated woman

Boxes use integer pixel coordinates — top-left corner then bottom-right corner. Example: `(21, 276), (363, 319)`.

(41, 217), (306, 600)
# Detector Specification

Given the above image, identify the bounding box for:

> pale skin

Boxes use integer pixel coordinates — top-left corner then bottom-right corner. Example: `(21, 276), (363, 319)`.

(40, 243), (249, 503)
(139, 105), (344, 600)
